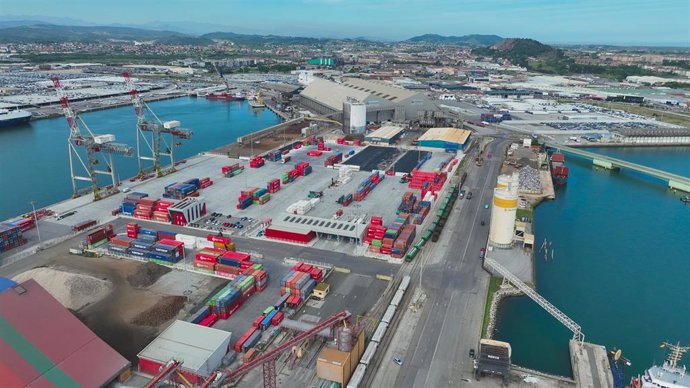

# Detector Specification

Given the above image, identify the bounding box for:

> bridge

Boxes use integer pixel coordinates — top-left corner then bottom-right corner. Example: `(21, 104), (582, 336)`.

(545, 142), (690, 193)
(484, 257), (584, 342)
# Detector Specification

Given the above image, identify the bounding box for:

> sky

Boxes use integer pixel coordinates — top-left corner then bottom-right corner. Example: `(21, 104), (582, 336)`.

(1, 0), (689, 46)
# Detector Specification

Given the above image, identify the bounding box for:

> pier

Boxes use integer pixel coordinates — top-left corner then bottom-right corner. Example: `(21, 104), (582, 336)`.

(545, 142), (690, 192)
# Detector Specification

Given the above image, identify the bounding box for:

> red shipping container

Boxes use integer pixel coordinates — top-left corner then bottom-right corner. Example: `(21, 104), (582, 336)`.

(271, 312), (284, 326)
(193, 260), (216, 270)
(253, 315), (264, 328)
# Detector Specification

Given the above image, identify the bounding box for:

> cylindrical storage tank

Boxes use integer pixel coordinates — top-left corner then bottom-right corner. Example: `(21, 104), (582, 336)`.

(337, 327), (353, 352)
(489, 188), (517, 248)
(343, 100), (366, 134)
(496, 174), (512, 189)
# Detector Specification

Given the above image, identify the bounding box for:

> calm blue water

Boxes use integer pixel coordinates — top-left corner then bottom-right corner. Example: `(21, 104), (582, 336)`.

(0, 98), (281, 220)
(495, 146), (690, 377)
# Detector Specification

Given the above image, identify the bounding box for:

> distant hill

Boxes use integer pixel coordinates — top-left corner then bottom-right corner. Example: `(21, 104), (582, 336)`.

(201, 32), (326, 46)
(406, 34), (503, 46)
(473, 38), (562, 66)
(0, 24), (191, 43)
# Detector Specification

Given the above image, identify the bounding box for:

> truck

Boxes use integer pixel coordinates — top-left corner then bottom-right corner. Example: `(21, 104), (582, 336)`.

(475, 157), (483, 167)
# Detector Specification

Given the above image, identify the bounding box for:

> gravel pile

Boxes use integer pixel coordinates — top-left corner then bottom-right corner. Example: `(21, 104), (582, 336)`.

(13, 267), (112, 310)
(127, 262), (171, 288)
(131, 295), (186, 327)
(518, 165), (542, 193)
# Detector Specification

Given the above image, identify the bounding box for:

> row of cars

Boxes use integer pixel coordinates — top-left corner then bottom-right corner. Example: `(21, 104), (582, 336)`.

(187, 212), (255, 232)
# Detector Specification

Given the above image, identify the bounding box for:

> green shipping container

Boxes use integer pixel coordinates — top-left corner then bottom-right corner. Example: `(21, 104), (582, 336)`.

(372, 239), (382, 247)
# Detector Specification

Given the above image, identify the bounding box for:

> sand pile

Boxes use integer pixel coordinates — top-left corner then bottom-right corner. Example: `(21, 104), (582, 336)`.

(127, 262), (171, 288)
(131, 295), (186, 326)
(13, 267), (112, 310)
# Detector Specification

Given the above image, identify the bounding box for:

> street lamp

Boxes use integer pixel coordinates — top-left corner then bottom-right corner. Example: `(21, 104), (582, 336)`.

(29, 201), (42, 244)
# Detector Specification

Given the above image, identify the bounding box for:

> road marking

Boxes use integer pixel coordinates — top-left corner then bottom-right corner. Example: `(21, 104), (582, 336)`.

(422, 291), (456, 388)
(376, 274), (393, 281)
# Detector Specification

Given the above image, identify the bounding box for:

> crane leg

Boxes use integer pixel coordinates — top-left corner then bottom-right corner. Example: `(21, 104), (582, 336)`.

(263, 358), (277, 388)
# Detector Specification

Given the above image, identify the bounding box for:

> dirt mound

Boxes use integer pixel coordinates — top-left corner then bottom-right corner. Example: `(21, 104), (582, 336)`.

(131, 295), (186, 327)
(127, 262), (171, 288)
(13, 267), (112, 310)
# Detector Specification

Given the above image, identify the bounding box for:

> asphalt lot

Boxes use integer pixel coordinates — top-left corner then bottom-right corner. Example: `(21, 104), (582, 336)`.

(377, 138), (509, 388)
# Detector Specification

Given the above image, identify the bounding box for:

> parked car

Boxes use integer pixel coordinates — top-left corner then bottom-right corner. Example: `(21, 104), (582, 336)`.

(469, 348), (475, 358)
(393, 356), (403, 366)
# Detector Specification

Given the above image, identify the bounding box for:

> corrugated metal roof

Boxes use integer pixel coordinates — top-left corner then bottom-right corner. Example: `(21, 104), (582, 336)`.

(418, 127), (471, 145)
(300, 78), (369, 111)
(0, 279), (130, 387)
(342, 78), (417, 102)
(275, 214), (367, 240)
(365, 125), (404, 140)
(138, 320), (231, 375)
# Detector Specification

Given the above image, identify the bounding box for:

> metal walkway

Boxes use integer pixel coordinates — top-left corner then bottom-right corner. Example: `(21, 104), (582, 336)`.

(485, 257), (584, 342)
(545, 142), (690, 192)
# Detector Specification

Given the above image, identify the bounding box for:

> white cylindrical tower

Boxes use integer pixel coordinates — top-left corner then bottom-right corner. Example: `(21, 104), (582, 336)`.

(489, 187), (518, 248)
(349, 101), (366, 134)
(496, 174), (512, 190)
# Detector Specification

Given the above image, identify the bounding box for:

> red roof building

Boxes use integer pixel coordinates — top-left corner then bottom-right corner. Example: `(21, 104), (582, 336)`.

(0, 279), (130, 388)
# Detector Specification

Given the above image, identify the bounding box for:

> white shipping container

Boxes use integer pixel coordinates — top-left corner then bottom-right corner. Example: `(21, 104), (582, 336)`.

(347, 364), (367, 388)
(93, 134), (116, 144)
(196, 238), (213, 249)
(163, 120), (181, 129)
(398, 275), (411, 292)
(175, 234), (197, 249)
(381, 305), (396, 324)
(371, 322), (388, 343)
(391, 289), (404, 307)
(359, 341), (378, 366)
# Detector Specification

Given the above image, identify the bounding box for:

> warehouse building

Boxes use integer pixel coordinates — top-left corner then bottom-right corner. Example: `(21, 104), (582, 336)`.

(417, 127), (471, 150)
(138, 320), (232, 385)
(0, 279), (131, 387)
(365, 124), (405, 144)
(298, 77), (448, 125)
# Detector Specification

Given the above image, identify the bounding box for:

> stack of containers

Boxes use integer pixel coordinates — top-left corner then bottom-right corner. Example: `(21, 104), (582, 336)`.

(137, 227), (158, 242)
(152, 200), (173, 223)
(295, 162), (312, 176)
(134, 198), (158, 220)
(85, 225), (114, 249)
(194, 247), (224, 274)
(267, 150), (282, 162)
(267, 179), (281, 194)
(188, 306), (211, 324)
(249, 156), (265, 168)
(222, 163), (245, 177)
(281, 169), (300, 184)
(336, 138), (344, 144)
(391, 224), (416, 259)
(234, 327), (259, 353)
(408, 170), (447, 191)
(0, 224), (25, 253)
(323, 152), (343, 167)
(397, 192), (418, 214)
(251, 188), (270, 205)
(148, 239), (183, 264)
(3, 218), (35, 232)
(286, 199), (319, 215)
(163, 182), (198, 200)
(126, 222), (139, 238)
(216, 251), (253, 278)
(120, 192), (148, 216)
(354, 172), (384, 201)
(365, 216), (386, 253)
(108, 235), (133, 255)
(200, 177), (213, 189)
(242, 264), (268, 291)
(237, 193), (253, 210)
(211, 284), (242, 319)
(207, 234), (236, 251)
(279, 268), (317, 305)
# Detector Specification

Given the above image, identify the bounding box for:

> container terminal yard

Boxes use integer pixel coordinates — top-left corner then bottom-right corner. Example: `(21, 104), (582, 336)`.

(2, 70), (690, 388)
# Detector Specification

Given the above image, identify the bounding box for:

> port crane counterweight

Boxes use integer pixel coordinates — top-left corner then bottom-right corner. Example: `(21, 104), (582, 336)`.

(50, 77), (133, 200)
(122, 72), (192, 177)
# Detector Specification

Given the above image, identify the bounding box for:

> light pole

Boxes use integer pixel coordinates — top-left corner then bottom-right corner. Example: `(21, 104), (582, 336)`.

(30, 201), (42, 244)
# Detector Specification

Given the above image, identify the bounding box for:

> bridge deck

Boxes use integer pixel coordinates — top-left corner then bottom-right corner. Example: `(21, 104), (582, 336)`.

(545, 143), (690, 188)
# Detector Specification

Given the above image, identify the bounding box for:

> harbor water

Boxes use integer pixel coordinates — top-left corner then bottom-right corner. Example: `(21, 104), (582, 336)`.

(0, 97), (281, 220)
(495, 146), (690, 377)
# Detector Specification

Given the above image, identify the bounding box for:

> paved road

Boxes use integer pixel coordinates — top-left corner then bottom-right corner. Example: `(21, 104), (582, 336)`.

(393, 138), (509, 388)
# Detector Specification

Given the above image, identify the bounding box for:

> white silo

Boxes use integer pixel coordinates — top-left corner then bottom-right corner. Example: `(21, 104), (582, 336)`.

(343, 98), (366, 134)
(489, 175), (518, 248)
(496, 174), (512, 189)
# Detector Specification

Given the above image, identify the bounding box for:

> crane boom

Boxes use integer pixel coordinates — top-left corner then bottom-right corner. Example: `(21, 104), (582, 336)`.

(201, 310), (351, 388)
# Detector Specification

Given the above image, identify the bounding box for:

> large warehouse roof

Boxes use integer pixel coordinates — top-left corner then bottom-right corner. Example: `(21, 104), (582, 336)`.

(275, 214), (367, 240)
(138, 320), (232, 376)
(341, 78), (417, 102)
(365, 125), (404, 141)
(300, 78), (370, 111)
(0, 279), (130, 387)
(418, 127), (471, 145)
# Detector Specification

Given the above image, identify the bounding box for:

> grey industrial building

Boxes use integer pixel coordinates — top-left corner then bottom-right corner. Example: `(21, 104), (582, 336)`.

(298, 77), (452, 126)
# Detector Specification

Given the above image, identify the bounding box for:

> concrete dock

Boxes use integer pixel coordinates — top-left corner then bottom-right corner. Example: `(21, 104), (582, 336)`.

(569, 340), (614, 388)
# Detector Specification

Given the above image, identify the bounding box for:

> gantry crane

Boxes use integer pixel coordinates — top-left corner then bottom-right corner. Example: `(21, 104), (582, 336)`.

(201, 310), (352, 388)
(50, 77), (133, 200)
(122, 72), (192, 178)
